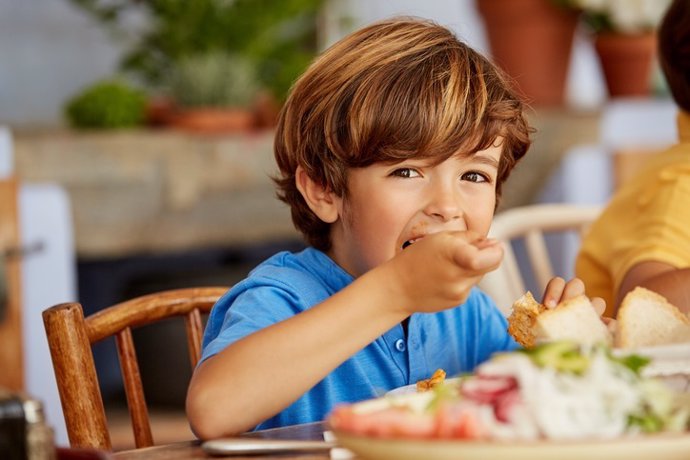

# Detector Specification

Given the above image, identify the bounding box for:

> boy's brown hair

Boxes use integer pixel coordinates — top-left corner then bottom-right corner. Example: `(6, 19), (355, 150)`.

(274, 17), (532, 251)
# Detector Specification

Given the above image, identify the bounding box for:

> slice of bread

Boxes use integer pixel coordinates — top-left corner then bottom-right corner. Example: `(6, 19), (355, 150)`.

(535, 295), (613, 347)
(507, 292), (546, 347)
(508, 292), (612, 347)
(615, 287), (690, 348)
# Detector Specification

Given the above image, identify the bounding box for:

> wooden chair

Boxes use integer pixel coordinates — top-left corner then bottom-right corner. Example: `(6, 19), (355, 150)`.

(479, 204), (601, 315)
(42, 286), (228, 450)
(0, 176), (23, 392)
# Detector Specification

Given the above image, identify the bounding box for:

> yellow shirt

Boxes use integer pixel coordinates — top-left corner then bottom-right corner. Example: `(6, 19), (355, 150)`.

(575, 110), (690, 316)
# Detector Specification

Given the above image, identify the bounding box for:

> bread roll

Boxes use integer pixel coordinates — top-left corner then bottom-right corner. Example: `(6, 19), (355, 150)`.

(615, 287), (690, 348)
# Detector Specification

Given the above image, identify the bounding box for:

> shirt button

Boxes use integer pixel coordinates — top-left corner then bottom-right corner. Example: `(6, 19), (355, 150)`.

(394, 339), (406, 352)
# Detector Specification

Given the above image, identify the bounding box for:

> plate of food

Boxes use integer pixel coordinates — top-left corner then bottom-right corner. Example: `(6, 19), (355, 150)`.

(332, 429), (690, 460)
(328, 341), (690, 460)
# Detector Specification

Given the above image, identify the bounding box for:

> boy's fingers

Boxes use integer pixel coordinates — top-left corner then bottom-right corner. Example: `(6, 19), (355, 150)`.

(605, 318), (617, 335)
(472, 237), (501, 250)
(543, 278), (585, 308)
(542, 277), (565, 308)
(591, 297), (606, 316)
(453, 240), (503, 273)
(471, 238), (504, 270)
(474, 244), (504, 270)
(561, 277), (585, 300)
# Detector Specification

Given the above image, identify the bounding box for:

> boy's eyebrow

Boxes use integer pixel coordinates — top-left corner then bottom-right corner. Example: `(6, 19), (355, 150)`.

(471, 154), (500, 168)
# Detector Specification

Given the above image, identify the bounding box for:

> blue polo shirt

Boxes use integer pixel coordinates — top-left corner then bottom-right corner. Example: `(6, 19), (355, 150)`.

(201, 247), (518, 430)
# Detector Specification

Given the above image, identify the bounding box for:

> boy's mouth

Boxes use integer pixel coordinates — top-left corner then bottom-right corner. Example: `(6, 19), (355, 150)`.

(402, 237), (423, 249)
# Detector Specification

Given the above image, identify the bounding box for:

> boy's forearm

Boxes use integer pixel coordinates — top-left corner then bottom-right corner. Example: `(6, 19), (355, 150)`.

(186, 266), (408, 438)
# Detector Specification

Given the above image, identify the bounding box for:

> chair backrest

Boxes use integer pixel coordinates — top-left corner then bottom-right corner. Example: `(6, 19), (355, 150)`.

(42, 286), (227, 450)
(479, 204), (601, 315)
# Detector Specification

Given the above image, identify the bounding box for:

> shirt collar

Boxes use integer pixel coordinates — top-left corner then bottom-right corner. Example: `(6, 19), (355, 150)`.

(303, 247), (354, 290)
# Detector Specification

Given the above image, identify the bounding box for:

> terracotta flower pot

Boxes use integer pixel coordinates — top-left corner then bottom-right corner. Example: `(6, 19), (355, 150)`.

(170, 107), (258, 134)
(477, 0), (578, 107)
(253, 91), (281, 130)
(145, 96), (177, 127)
(594, 32), (657, 98)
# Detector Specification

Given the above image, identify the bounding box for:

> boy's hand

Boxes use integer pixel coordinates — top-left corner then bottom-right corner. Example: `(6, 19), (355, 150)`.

(542, 277), (605, 311)
(387, 230), (504, 315)
(542, 276), (613, 328)
(542, 277), (585, 308)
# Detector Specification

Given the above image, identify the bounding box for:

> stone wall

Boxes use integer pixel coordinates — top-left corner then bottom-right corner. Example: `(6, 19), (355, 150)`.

(14, 129), (299, 259)
(13, 109), (599, 259)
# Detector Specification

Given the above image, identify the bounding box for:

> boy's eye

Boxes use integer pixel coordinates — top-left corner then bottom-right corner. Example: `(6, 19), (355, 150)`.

(391, 168), (421, 178)
(462, 171), (490, 183)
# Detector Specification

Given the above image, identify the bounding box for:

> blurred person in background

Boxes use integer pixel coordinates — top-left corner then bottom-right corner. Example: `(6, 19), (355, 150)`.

(576, 0), (690, 316)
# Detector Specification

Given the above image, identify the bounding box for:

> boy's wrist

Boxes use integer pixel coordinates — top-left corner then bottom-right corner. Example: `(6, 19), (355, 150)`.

(367, 259), (418, 317)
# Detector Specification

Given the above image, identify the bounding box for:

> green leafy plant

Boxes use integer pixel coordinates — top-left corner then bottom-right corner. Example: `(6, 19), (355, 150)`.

(168, 52), (260, 108)
(64, 79), (147, 128)
(68, 0), (325, 102)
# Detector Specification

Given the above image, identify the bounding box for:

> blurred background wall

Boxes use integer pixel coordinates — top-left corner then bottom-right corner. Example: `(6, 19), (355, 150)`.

(0, 0), (123, 126)
(0, 0), (613, 128)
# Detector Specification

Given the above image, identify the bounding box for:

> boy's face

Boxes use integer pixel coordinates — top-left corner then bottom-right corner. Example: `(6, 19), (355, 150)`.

(328, 143), (502, 277)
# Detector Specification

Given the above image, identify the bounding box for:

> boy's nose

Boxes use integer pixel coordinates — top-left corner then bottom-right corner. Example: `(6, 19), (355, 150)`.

(423, 185), (463, 222)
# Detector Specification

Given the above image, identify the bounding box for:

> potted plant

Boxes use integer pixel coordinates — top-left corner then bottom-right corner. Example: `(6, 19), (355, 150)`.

(64, 79), (148, 129)
(476, 0), (579, 107)
(164, 52), (261, 134)
(68, 0), (325, 107)
(570, 0), (672, 97)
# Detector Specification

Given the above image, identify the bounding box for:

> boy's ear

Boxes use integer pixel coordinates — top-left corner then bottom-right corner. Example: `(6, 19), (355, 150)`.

(295, 166), (339, 223)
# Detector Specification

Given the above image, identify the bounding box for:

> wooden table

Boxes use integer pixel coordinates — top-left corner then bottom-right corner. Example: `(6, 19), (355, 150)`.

(113, 422), (351, 460)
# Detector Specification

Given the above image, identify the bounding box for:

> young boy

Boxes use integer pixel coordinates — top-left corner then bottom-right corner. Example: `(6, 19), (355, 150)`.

(187, 17), (588, 438)
(576, 0), (690, 316)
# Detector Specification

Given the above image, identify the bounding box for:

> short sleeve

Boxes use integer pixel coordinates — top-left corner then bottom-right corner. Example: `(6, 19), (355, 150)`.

(610, 169), (690, 287)
(200, 282), (304, 363)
